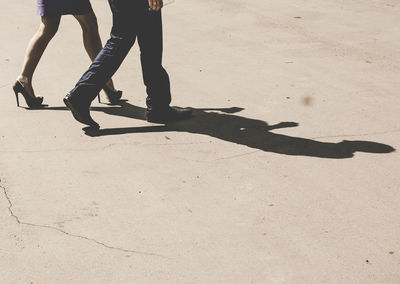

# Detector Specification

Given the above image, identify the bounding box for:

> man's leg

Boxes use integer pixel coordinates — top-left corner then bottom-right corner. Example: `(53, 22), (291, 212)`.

(65, 0), (139, 126)
(69, 32), (136, 101)
(137, 9), (171, 114)
(137, 8), (192, 122)
(73, 12), (118, 95)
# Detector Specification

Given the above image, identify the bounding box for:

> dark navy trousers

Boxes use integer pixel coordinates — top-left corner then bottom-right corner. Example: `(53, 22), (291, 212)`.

(70, 0), (171, 113)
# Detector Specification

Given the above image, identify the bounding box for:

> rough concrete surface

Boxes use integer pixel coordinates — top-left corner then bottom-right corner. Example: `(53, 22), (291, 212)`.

(1, 0), (399, 283)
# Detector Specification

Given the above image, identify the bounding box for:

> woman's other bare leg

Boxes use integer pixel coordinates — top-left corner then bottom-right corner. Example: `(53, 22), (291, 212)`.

(74, 12), (117, 92)
(19, 16), (61, 98)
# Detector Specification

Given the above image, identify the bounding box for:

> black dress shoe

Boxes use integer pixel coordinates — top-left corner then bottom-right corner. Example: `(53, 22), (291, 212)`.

(63, 93), (99, 128)
(147, 107), (193, 123)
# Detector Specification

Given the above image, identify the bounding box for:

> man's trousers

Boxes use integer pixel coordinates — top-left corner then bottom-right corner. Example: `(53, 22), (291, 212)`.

(70, 0), (172, 113)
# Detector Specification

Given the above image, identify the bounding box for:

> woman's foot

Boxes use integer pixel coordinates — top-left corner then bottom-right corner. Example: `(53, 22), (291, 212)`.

(13, 76), (43, 108)
(100, 80), (123, 104)
(17, 75), (37, 99)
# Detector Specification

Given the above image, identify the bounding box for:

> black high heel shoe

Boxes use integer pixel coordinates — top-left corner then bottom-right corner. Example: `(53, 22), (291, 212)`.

(98, 85), (123, 104)
(12, 80), (44, 108)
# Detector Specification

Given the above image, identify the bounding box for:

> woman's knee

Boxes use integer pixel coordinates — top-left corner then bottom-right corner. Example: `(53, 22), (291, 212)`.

(38, 17), (60, 39)
(76, 13), (99, 34)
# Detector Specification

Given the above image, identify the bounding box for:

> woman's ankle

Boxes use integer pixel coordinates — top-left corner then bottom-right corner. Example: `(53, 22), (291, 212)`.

(16, 75), (36, 98)
(105, 80), (117, 92)
(17, 75), (32, 86)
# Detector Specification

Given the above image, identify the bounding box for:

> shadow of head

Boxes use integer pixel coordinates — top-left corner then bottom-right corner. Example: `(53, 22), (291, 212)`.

(339, 140), (395, 154)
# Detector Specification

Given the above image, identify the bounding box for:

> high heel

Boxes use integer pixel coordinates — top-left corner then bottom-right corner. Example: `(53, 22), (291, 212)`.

(12, 77), (43, 108)
(14, 90), (20, 107)
(101, 85), (123, 104)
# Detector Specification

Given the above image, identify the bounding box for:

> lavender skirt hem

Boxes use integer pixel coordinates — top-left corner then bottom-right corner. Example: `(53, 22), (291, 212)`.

(37, 0), (93, 16)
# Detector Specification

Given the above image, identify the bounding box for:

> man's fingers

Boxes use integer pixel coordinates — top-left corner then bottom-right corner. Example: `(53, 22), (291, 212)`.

(149, 0), (163, 11)
(154, 0), (160, 11)
(149, 0), (156, 11)
(157, 0), (163, 10)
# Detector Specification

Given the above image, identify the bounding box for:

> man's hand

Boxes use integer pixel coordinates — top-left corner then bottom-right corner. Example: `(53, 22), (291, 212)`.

(148, 0), (163, 11)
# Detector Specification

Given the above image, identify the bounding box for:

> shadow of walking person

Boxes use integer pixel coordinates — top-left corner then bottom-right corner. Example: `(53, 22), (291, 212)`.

(81, 101), (395, 159)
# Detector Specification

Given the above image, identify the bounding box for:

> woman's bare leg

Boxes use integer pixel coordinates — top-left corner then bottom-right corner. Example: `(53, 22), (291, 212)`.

(74, 12), (117, 91)
(19, 16), (61, 98)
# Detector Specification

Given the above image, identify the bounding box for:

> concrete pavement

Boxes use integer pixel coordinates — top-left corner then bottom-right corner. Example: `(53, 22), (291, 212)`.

(1, 0), (399, 283)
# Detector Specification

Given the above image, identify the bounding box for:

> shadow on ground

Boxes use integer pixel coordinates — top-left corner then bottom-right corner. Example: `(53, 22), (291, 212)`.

(44, 101), (395, 159)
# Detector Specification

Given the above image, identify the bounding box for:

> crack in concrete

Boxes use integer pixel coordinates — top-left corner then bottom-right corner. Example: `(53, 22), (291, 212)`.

(311, 128), (400, 140)
(0, 144), (119, 153)
(0, 179), (167, 258)
(0, 141), (211, 154)
(176, 150), (260, 163)
(215, 150), (260, 161)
